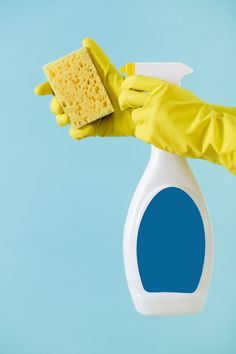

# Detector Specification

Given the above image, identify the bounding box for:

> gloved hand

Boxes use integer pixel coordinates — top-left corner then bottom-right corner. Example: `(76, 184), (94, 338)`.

(34, 38), (135, 139)
(119, 75), (236, 175)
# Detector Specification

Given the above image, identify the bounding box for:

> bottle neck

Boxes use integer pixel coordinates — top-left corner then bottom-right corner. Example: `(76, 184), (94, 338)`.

(150, 146), (189, 170)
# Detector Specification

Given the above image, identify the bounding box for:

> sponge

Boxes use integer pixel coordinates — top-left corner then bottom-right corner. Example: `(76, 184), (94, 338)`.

(43, 48), (114, 128)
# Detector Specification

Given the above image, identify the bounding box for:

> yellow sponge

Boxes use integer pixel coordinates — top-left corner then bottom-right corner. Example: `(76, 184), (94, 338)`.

(43, 48), (114, 128)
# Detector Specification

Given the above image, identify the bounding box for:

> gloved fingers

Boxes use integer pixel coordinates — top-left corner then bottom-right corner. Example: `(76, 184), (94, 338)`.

(34, 81), (54, 95)
(131, 107), (146, 125)
(69, 123), (96, 140)
(119, 89), (150, 110)
(50, 96), (64, 115)
(56, 114), (70, 126)
(122, 75), (166, 92)
(82, 37), (111, 76)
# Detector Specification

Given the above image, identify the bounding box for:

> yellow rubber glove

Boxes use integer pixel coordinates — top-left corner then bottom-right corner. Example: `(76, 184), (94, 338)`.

(119, 75), (236, 175)
(34, 38), (135, 139)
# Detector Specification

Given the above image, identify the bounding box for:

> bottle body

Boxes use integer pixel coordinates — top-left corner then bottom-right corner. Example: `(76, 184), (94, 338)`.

(123, 147), (214, 315)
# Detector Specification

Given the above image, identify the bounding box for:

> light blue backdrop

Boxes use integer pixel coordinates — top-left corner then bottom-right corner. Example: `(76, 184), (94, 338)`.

(0, 0), (236, 353)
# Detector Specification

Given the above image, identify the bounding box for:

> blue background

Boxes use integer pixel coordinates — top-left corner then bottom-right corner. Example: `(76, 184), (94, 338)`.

(0, 0), (236, 353)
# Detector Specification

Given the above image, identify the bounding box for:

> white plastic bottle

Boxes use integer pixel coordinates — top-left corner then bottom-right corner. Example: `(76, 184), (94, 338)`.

(122, 63), (214, 316)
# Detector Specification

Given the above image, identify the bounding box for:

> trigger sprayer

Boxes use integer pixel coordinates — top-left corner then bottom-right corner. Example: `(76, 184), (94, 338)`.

(121, 62), (214, 316)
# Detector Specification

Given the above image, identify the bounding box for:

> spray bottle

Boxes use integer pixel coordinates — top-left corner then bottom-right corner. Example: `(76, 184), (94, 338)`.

(121, 62), (214, 316)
